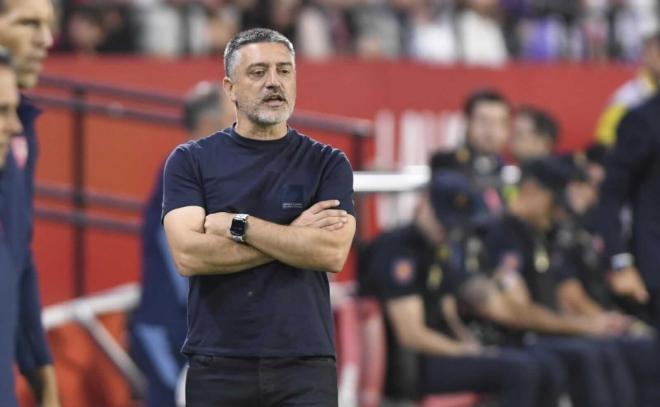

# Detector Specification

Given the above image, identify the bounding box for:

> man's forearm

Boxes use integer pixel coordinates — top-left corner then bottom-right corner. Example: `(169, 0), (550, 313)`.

(512, 302), (586, 336)
(174, 231), (272, 276)
(245, 216), (355, 273)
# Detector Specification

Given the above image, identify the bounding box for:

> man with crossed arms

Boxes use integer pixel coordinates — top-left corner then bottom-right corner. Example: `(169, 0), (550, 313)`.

(163, 28), (356, 406)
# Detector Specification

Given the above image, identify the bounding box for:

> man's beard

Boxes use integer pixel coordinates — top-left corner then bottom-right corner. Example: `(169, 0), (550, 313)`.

(239, 99), (294, 126)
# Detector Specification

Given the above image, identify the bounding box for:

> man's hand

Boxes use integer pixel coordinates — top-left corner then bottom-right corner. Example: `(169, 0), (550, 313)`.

(579, 314), (614, 337)
(453, 341), (484, 356)
(204, 212), (234, 238)
(603, 311), (634, 336)
(608, 266), (649, 304)
(291, 200), (349, 231)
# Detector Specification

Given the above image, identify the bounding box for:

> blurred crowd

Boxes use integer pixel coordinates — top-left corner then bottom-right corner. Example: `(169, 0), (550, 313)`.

(356, 83), (660, 405)
(54, 0), (659, 64)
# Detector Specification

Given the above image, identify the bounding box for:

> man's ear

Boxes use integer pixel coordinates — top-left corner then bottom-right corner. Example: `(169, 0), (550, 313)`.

(222, 77), (236, 103)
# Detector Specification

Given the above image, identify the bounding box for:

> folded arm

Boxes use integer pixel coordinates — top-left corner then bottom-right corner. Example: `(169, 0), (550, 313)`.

(387, 295), (480, 357)
(203, 206), (356, 274)
(165, 200), (353, 276)
(164, 206), (273, 276)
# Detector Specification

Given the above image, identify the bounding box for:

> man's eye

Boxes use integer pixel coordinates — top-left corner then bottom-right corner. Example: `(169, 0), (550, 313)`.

(19, 19), (40, 28)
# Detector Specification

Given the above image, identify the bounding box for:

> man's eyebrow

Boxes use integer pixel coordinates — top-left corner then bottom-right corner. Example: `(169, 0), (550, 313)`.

(247, 63), (268, 70)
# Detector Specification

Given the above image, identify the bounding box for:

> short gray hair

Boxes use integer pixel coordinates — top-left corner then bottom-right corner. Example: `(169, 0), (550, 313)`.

(223, 28), (295, 79)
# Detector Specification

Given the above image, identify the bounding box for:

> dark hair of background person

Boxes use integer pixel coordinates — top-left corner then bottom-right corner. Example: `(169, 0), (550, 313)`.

(463, 88), (510, 118)
(182, 82), (221, 133)
(517, 105), (560, 146)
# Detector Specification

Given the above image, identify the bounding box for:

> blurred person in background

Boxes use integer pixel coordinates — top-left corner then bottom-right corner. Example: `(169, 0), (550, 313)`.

(359, 172), (551, 407)
(0, 47), (33, 407)
(457, 0), (508, 66)
(0, 0), (59, 406)
(65, 4), (105, 54)
(445, 89), (512, 213)
(551, 157), (660, 407)
(59, 2), (138, 55)
(407, 0), (460, 64)
(510, 105), (558, 164)
(595, 91), (660, 352)
(134, 0), (219, 56)
(480, 158), (638, 407)
(595, 31), (660, 147)
(352, 1), (402, 60)
(129, 81), (233, 407)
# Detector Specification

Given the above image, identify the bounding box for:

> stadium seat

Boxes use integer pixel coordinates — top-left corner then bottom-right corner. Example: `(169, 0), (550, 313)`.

(357, 298), (387, 407)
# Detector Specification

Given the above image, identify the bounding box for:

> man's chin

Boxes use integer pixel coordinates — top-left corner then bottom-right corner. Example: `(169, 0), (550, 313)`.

(254, 112), (291, 126)
(17, 72), (39, 90)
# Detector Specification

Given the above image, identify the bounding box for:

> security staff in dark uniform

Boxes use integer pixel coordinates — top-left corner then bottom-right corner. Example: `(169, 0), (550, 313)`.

(454, 89), (511, 213)
(552, 157), (660, 407)
(481, 158), (636, 407)
(0, 46), (26, 407)
(0, 1), (59, 405)
(360, 172), (548, 407)
(129, 82), (232, 407)
(595, 92), (660, 330)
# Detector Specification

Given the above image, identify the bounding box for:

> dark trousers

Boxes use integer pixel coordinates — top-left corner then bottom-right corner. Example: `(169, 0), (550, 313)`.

(420, 348), (541, 407)
(614, 336), (660, 407)
(186, 355), (338, 407)
(534, 336), (635, 407)
(523, 346), (567, 407)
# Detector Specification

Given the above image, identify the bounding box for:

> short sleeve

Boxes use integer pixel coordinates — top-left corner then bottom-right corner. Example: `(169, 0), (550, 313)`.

(364, 238), (420, 301)
(162, 144), (205, 221)
(316, 151), (355, 216)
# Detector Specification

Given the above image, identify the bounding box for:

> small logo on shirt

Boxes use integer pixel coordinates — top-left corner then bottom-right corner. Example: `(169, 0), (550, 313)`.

(392, 258), (415, 286)
(282, 185), (304, 209)
(11, 135), (28, 170)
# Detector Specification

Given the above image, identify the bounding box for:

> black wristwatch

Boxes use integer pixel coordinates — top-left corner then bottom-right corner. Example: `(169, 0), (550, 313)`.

(230, 214), (249, 243)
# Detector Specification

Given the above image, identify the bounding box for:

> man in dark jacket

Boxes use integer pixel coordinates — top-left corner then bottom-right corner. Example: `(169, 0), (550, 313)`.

(596, 92), (660, 331)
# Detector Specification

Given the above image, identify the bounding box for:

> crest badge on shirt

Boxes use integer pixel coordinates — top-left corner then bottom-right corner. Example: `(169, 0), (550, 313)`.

(282, 185), (304, 209)
(392, 258), (415, 285)
(11, 135), (28, 170)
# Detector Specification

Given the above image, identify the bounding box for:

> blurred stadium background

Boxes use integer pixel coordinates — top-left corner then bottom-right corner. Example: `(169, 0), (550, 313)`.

(14, 0), (660, 406)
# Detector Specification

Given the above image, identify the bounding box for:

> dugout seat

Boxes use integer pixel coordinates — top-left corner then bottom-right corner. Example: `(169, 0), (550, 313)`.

(350, 298), (483, 407)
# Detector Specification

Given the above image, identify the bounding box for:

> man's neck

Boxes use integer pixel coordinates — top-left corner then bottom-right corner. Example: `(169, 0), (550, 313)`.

(234, 120), (288, 141)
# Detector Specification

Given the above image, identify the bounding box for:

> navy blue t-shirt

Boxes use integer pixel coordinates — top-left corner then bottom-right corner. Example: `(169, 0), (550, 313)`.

(162, 126), (355, 358)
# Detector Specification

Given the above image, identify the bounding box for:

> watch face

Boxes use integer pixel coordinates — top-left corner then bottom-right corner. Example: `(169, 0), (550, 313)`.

(230, 218), (246, 236)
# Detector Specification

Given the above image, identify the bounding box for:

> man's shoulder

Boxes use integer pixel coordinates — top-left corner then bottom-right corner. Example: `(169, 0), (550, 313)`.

(366, 226), (419, 260)
(620, 94), (660, 138)
(291, 129), (349, 160)
(169, 130), (227, 158)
